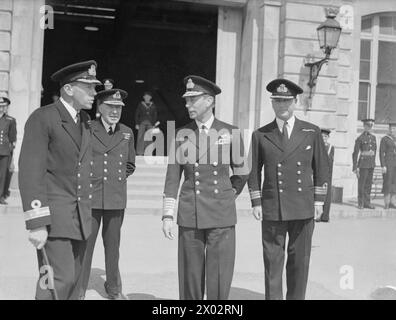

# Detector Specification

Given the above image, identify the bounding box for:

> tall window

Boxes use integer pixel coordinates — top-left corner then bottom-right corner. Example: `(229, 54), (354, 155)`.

(359, 13), (396, 123)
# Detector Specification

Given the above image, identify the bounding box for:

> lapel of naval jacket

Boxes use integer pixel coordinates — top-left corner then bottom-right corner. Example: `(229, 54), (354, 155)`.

(56, 100), (82, 151)
(279, 118), (309, 162)
(105, 123), (125, 153)
(263, 119), (284, 152)
(78, 111), (92, 162)
(92, 118), (112, 149)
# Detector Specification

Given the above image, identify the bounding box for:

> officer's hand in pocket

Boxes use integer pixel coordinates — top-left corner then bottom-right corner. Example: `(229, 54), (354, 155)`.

(252, 206), (263, 221)
(162, 219), (174, 240)
(28, 226), (48, 249)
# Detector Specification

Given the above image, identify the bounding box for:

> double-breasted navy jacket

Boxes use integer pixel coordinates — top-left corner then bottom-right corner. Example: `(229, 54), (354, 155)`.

(91, 119), (136, 210)
(19, 100), (93, 240)
(248, 118), (330, 221)
(163, 118), (248, 229)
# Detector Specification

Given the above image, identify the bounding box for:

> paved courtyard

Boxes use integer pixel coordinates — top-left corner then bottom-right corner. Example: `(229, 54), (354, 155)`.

(1, 200), (396, 300)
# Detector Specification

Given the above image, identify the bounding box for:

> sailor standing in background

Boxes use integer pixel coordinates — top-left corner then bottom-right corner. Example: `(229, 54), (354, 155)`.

(379, 123), (396, 209)
(352, 119), (376, 209)
(319, 128), (334, 222)
(0, 97), (16, 204)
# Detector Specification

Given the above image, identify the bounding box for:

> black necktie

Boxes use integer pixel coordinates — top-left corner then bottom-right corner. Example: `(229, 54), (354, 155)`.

(282, 121), (289, 147)
(108, 127), (114, 135)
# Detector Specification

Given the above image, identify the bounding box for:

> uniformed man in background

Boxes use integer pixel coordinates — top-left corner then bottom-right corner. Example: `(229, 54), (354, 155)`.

(135, 91), (159, 155)
(80, 88), (136, 300)
(320, 128), (335, 222)
(0, 97), (16, 204)
(103, 78), (114, 90)
(379, 123), (396, 209)
(352, 119), (377, 209)
(248, 78), (330, 300)
(18, 60), (101, 300)
(162, 75), (248, 300)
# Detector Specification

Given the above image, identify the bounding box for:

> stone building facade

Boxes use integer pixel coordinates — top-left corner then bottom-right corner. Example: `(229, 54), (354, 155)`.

(1, 0), (395, 198)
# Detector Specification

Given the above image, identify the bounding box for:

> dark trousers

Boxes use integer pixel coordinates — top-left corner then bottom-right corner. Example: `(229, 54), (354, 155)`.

(35, 237), (87, 300)
(358, 168), (374, 206)
(261, 218), (314, 300)
(136, 120), (153, 155)
(2, 152), (12, 198)
(81, 209), (124, 296)
(321, 182), (332, 222)
(0, 155), (9, 198)
(178, 226), (235, 300)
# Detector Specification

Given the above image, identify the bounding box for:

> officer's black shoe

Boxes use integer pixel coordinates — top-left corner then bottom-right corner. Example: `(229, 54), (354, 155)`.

(0, 197), (8, 205)
(107, 292), (128, 300)
(104, 282), (127, 300)
(385, 204), (390, 209)
(358, 204), (364, 209)
(363, 204), (375, 209)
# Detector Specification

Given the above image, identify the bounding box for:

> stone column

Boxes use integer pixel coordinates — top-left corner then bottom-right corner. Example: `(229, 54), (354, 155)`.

(9, 0), (45, 174)
(215, 6), (243, 124)
(0, 0), (12, 97)
(236, 0), (281, 131)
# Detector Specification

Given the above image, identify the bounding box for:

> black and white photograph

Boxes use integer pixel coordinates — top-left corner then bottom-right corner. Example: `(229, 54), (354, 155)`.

(1, 0), (396, 304)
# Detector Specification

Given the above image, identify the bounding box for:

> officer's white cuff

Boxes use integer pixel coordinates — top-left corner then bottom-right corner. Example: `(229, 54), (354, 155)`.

(314, 201), (324, 206)
(24, 206), (50, 222)
(163, 196), (176, 218)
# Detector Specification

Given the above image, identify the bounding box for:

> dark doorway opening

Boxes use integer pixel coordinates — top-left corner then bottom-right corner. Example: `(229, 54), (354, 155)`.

(43, 0), (218, 152)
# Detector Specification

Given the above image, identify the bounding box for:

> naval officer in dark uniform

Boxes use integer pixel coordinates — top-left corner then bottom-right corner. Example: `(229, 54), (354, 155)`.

(18, 60), (101, 300)
(0, 97), (16, 204)
(248, 79), (330, 300)
(80, 88), (136, 300)
(379, 123), (396, 209)
(352, 119), (377, 209)
(162, 75), (248, 300)
(320, 128), (335, 222)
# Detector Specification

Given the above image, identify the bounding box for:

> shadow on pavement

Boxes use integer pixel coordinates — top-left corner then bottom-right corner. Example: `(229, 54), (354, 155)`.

(88, 268), (166, 300)
(370, 286), (396, 300)
(87, 268), (107, 298)
(127, 293), (166, 300)
(229, 287), (265, 300)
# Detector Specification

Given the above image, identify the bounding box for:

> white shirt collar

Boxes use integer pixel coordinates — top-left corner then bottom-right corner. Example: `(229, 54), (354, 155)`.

(101, 117), (115, 133)
(195, 114), (215, 133)
(276, 115), (295, 138)
(60, 97), (78, 123)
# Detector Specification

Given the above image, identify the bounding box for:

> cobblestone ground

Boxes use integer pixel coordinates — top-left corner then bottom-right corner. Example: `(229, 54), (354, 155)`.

(1, 206), (396, 300)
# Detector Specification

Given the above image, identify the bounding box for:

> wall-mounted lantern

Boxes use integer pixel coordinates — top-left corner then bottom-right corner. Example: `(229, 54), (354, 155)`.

(305, 8), (342, 98)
